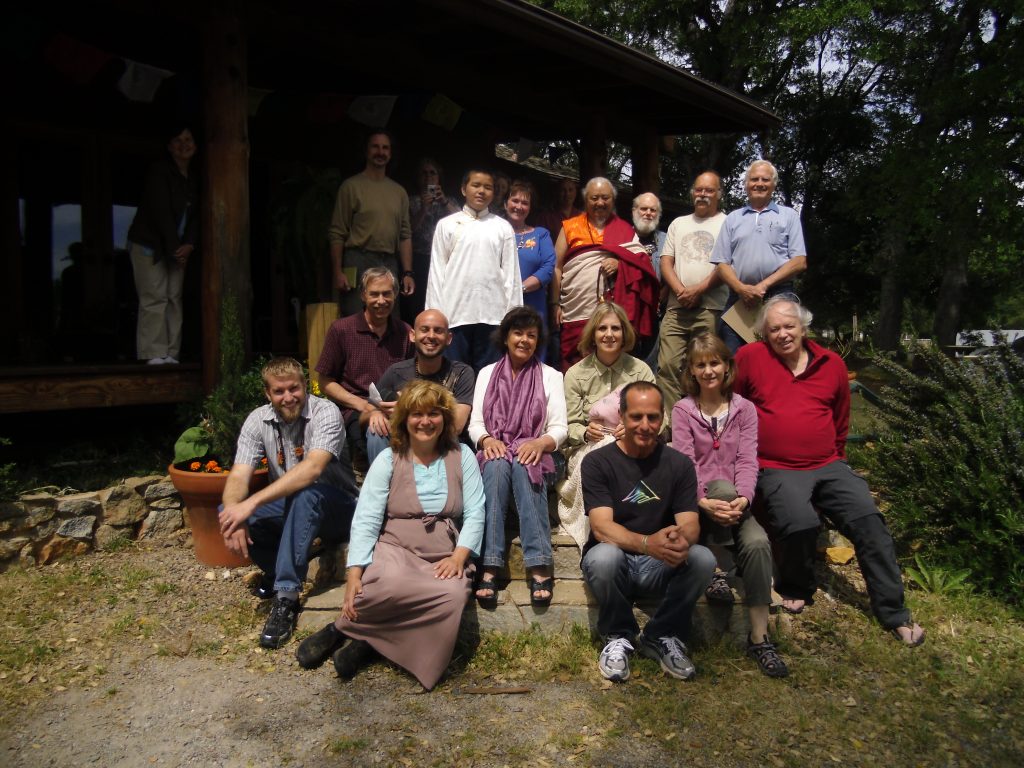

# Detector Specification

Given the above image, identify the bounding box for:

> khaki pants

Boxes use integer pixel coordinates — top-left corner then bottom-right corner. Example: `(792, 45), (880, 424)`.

(655, 306), (718, 415)
(130, 243), (185, 360)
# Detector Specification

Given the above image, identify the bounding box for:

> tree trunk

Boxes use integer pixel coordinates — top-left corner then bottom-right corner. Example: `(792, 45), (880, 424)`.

(933, 254), (968, 352)
(874, 241), (904, 351)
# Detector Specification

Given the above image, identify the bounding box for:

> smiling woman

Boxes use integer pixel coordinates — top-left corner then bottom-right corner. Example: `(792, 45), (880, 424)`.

(557, 303), (654, 551)
(468, 307), (568, 607)
(295, 380), (485, 690)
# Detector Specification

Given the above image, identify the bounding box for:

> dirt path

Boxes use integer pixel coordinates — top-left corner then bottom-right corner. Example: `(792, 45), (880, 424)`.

(0, 545), (665, 768)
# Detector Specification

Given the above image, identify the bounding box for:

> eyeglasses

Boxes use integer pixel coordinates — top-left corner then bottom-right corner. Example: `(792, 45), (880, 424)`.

(693, 188), (718, 195)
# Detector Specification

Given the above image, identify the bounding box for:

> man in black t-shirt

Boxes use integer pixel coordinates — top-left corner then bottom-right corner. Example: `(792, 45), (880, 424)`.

(580, 381), (715, 683)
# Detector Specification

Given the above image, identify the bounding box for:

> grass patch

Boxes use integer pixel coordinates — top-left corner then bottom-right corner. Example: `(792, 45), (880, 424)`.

(463, 623), (593, 680)
(327, 736), (368, 754)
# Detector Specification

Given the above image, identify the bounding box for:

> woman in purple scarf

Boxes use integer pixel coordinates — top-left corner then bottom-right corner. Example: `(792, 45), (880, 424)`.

(468, 307), (568, 607)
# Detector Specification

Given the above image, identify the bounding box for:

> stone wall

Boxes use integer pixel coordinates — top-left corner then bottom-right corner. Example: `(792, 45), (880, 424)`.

(0, 476), (185, 569)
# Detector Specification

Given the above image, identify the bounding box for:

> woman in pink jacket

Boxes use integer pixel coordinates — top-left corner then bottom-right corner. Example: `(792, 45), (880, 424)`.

(670, 332), (788, 678)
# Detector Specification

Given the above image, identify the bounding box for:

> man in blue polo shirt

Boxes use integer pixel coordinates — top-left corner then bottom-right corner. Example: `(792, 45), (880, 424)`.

(710, 160), (807, 351)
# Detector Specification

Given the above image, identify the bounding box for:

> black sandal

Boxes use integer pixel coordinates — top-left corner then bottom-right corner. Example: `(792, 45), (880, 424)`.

(475, 577), (499, 609)
(529, 577), (554, 607)
(746, 636), (789, 678)
(705, 571), (735, 604)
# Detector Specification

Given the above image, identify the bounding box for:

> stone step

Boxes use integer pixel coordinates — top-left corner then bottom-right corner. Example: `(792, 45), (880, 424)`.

(298, 571), (784, 649)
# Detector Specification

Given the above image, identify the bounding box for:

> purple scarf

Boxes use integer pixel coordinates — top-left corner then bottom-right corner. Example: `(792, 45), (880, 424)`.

(477, 353), (554, 485)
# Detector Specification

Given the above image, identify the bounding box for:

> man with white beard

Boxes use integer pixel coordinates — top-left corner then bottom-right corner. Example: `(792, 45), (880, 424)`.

(656, 171), (728, 410)
(631, 192), (667, 362)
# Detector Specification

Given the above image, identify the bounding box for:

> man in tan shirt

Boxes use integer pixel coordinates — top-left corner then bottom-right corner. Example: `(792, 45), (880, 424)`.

(328, 129), (414, 315)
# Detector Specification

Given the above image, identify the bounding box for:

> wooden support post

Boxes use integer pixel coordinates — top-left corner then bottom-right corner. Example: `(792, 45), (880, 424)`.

(580, 114), (608, 182)
(201, 3), (250, 392)
(631, 127), (660, 195)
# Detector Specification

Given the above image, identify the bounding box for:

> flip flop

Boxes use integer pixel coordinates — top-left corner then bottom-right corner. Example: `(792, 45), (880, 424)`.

(891, 622), (925, 647)
(475, 577), (499, 609)
(529, 577), (554, 607)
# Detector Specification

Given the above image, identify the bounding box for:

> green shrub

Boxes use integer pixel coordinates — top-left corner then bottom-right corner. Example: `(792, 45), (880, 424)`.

(857, 340), (1024, 603)
(173, 294), (269, 466)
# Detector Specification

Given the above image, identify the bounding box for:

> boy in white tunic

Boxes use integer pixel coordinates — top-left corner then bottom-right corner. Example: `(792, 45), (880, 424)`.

(425, 169), (522, 371)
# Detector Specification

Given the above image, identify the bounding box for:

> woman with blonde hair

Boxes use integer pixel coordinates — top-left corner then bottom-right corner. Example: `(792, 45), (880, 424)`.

(557, 302), (654, 551)
(296, 380), (485, 690)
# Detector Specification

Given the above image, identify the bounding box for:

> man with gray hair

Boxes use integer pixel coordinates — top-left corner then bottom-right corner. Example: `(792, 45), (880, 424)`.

(656, 171), (728, 408)
(631, 192), (667, 362)
(316, 267), (413, 463)
(733, 295), (925, 647)
(710, 160), (807, 352)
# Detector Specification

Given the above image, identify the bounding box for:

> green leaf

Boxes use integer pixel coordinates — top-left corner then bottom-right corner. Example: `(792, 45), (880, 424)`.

(173, 426), (212, 465)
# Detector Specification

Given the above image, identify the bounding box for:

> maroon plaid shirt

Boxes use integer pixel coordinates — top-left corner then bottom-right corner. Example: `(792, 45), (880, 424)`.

(315, 312), (413, 421)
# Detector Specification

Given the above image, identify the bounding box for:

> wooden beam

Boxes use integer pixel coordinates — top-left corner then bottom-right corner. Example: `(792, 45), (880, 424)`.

(0, 367), (202, 413)
(201, 2), (250, 392)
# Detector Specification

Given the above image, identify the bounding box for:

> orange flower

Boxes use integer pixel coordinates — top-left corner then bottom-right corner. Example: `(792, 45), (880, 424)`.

(190, 461), (201, 471)
(260, 457), (268, 467)
(204, 460), (220, 472)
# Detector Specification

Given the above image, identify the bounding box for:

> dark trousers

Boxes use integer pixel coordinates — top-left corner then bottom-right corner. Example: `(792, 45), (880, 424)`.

(447, 323), (500, 372)
(758, 462), (910, 629)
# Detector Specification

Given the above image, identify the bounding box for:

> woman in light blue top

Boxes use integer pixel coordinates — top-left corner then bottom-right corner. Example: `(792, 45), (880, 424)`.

(296, 381), (484, 690)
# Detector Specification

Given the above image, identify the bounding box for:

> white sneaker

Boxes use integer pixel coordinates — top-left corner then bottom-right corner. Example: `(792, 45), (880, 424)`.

(598, 637), (634, 682)
(637, 633), (696, 680)
(146, 357), (167, 365)
(162, 356), (179, 364)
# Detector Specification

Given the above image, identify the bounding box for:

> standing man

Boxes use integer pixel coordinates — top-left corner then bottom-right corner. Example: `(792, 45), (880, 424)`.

(734, 296), (925, 647)
(425, 168), (522, 371)
(581, 382), (716, 682)
(328, 129), (415, 316)
(631, 192), (667, 364)
(363, 309), (476, 464)
(554, 177), (657, 371)
(219, 357), (357, 649)
(710, 160), (807, 351)
(656, 171), (728, 409)
(316, 268), (413, 465)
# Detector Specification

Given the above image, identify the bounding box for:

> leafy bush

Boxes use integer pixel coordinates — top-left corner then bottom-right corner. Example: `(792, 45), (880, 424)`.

(857, 339), (1024, 603)
(173, 294), (268, 466)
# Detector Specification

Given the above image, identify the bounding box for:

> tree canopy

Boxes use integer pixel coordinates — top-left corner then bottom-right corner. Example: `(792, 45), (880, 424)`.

(534, 0), (1024, 345)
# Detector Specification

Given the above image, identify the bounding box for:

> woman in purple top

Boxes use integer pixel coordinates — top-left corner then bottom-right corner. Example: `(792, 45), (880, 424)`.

(671, 332), (789, 678)
(505, 181), (555, 344)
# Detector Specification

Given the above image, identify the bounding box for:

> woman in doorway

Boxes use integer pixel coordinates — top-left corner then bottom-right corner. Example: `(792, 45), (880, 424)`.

(128, 124), (198, 365)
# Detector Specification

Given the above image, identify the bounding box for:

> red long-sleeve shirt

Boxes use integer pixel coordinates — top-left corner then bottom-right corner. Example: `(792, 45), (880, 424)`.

(733, 339), (849, 470)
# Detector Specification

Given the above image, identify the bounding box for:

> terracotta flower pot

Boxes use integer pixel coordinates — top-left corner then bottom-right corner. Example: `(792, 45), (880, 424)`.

(167, 463), (269, 567)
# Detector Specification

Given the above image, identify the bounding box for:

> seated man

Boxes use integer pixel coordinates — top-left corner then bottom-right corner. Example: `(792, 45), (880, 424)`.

(581, 381), (715, 682)
(363, 309), (475, 464)
(219, 357), (358, 649)
(316, 267), (413, 464)
(733, 295), (925, 647)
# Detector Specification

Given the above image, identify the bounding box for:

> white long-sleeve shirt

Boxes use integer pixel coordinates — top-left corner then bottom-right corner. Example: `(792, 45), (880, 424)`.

(468, 362), (568, 450)
(425, 206), (522, 328)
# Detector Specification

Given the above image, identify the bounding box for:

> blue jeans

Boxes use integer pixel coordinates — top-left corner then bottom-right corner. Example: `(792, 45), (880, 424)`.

(447, 323), (500, 372)
(366, 430), (390, 467)
(718, 283), (797, 354)
(582, 542), (716, 641)
(481, 459), (553, 570)
(245, 483), (356, 593)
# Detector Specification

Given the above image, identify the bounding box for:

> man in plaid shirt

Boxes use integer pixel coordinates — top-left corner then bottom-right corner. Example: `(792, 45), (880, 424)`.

(219, 357), (357, 650)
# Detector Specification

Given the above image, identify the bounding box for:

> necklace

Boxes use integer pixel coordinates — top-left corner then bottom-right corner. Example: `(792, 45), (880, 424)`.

(698, 400), (729, 450)
(272, 419), (306, 467)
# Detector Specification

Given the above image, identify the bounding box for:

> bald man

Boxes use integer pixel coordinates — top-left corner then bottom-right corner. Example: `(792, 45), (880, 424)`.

(364, 309), (476, 464)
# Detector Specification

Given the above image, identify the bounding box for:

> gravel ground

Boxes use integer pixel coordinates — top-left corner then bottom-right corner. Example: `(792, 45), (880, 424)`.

(0, 544), (670, 768)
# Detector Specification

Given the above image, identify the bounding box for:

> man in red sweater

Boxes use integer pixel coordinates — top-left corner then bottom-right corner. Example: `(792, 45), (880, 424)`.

(734, 296), (924, 647)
